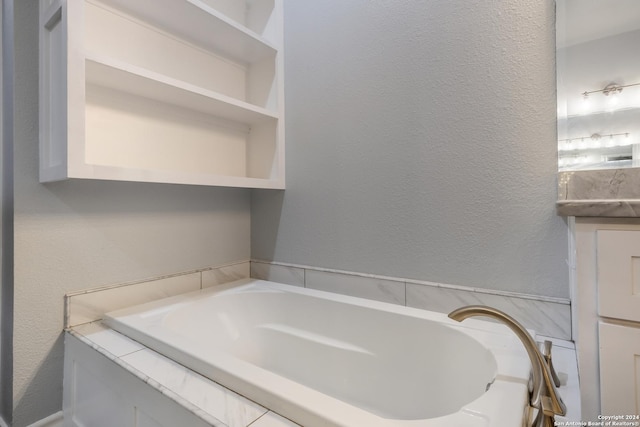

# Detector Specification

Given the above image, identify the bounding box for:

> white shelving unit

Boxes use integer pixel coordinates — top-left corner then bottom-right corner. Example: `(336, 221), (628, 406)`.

(39, 0), (284, 188)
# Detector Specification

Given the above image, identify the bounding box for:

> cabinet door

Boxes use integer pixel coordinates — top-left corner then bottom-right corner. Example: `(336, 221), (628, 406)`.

(597, 230), (640, 322)
(599, 322), (640, 416)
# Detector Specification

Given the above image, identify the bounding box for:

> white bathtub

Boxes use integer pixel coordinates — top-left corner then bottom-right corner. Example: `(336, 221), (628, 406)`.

(104, 279), (532, 427)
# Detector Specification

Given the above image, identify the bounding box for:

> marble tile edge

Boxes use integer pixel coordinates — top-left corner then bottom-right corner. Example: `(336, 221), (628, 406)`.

(67, 328), (132, 368)
(251, 260), (569, 306)
(65, 260), (250, 328)
(250, 411), (301, 427)
(66, 260), (250, 299)
(67, 330), (229, 427)
(405, 279), (570, 305)
(250, 262), (305, 287)
(556, 199), (640, 217)
(251, 260), (405, 285)
(557, 198), (640, 203)
(536, 335), (575, 350)
(558, 167), (640, 197)
(405, 284), (571, 339)
(251, 261), (571, 339)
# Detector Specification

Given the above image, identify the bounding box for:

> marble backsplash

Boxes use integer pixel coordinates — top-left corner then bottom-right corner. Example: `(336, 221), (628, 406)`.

(251, 261), (572, 340)
(63, 261), (581, 427)
(66, 259), (571, 339)
(65, 261), (250, 328)
(557, 168), (640, 217)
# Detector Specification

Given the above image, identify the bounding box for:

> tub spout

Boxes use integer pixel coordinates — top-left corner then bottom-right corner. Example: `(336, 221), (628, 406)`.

(448, 306), (566, 425)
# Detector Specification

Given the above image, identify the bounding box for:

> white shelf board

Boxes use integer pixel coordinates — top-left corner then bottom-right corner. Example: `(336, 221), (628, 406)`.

(68, 163), (284, 189)
(40, 0), (284, 189)
(93, 0), (277, 64)
(85, 54), (278, 126)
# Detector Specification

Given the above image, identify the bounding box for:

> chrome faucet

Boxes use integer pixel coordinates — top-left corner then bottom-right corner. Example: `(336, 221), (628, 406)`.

(448, 305), (566, 426)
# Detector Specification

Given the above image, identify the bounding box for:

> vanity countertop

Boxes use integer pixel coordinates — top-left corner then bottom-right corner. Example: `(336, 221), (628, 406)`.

(557, 168), (640, 217)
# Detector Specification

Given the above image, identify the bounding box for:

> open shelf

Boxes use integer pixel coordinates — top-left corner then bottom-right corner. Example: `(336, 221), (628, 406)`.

(39, 0), (284, 189)
(83, 0), (279, 111)
(85, 55), (278, 125)
(94, 0), (278, 63)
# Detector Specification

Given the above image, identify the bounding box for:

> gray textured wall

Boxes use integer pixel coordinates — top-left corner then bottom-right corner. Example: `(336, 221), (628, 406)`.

(252, 0), (569, 299)
(11, 1), (251, 425)
(8, 0), (569, 424)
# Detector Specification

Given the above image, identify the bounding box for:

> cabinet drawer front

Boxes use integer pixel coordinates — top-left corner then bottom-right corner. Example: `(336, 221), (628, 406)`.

(597, 230), (640, 322)
(599, 322), (640, 416)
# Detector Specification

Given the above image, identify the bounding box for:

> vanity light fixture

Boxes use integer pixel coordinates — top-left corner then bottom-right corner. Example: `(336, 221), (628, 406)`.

(558, 132), (631, 152)
(582, 82), (640, 99)
(559, 132), (629, 144)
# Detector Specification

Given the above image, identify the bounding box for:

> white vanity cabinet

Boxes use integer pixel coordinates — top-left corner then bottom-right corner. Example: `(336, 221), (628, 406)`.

(573, 220), (640, 419)
(39, 0), (284, 188)
(596, 229), (640, 416)
(598, 322), (640, 415)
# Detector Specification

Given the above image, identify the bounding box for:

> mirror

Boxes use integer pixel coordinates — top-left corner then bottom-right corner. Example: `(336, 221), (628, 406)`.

(557, 0), (640, 171)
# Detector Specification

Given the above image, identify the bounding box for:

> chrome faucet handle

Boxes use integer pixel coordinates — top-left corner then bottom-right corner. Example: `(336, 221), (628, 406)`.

(541, 340), (561, 388)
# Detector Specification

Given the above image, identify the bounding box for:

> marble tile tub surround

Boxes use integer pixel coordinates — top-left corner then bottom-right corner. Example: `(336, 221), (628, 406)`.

(70, 322), (580, 426)
(557, 168), (640, 217)
(251, 260), (571, 340)
(64, 261), (250, 328)
(65, 259), (569, 338)
(69, 314), (581, 427)
(64, 265), (578, 426)
(69, 323), (299, 427)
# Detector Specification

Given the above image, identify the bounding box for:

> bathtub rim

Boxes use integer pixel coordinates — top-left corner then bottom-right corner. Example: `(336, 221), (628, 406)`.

(105, 277), (534, 336)
(103, 278), (532, 427)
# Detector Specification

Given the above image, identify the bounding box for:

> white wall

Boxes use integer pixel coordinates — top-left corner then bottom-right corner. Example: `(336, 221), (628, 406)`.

(11, 1), (250, 425)
(252, 0), (569, 299)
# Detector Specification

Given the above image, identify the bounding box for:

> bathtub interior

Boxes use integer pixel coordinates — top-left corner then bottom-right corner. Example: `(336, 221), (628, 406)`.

(162, 287), (498, 420)
(104, 279), (531, 425)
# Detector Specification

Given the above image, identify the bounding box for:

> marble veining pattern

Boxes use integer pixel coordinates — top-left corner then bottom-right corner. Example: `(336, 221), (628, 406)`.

(202, 263), (251, 288)
(251, 261), (305, 287)
(557, 168), (640, 217)
(70, 259), (568, 340)
(68, 327), (228, 426)
(251, 261), (571, 340)
(72, 322), (144, 357)
(304, 269), (406, 305)
(69, 323), (299, 427)
(121, 349), (267, 427)
(406, 284), (571, 339)
(250, 412), (300, 427)
(556, 199), (640, 217)
(65, 261), (250, 328)
(68, 317), (580, 426)
(67, 296), (579, 425)
(66, 272), (201, 328)
(64, 261), (571, 422)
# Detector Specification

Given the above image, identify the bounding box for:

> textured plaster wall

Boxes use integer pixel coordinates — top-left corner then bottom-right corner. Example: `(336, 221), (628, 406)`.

(11, 1), (250, 425)
(8, 0), (569, 424)
(252, 0), (569, 298)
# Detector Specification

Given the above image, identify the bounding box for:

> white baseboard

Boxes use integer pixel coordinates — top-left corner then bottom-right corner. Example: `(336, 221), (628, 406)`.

(28, 411), (63, 427)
